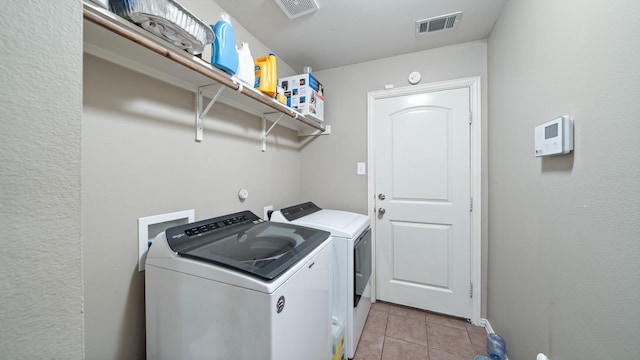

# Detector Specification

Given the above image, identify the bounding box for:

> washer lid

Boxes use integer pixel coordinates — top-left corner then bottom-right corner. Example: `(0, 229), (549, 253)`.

(289, 210), (369, 238)
(272, 203), (369, 238)
(166, 211), (330, 281)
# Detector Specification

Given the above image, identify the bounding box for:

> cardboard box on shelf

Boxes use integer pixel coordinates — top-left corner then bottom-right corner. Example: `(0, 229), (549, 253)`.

(279, 73), (324, 122)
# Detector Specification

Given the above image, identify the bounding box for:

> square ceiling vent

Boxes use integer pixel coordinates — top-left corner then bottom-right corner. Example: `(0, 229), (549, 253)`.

(274, 0), (320, 19)
(416, 11), (462, 35)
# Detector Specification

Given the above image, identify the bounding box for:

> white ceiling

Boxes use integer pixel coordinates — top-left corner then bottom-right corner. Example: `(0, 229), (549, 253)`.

(213, 0), (507, 72)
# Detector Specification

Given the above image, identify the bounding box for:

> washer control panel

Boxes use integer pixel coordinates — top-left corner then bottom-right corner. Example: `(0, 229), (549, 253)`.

(165, 211), (262, 251)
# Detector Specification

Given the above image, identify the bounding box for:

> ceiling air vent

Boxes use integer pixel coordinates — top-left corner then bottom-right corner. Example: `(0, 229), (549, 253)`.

(274, 0), (320, 19)
(416, 12), (462, 35)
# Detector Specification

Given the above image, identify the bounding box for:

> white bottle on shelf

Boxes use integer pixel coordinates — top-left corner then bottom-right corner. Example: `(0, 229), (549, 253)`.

(235, 42), (255, 86)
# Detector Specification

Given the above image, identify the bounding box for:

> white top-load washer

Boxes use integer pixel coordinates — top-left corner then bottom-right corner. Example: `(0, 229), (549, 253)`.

(270, 202), (371, 359)
(145, 210), (334, 360)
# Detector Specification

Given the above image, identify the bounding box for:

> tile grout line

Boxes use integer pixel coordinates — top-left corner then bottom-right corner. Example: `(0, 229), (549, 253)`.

(379, 309), (389, 360)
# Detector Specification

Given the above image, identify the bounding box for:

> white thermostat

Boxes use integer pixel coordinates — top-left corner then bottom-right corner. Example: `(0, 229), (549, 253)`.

(535, 115), (574, 157)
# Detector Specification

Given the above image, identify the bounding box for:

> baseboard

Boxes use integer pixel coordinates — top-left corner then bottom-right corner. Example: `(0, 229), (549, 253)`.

(479, 317), (494, 333)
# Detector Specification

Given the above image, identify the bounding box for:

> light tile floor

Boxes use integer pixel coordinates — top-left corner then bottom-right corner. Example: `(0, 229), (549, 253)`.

(353, 301), (487, 360)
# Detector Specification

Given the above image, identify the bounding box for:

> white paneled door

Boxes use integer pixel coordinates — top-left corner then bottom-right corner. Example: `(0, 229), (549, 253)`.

(373, 86), (472, 318)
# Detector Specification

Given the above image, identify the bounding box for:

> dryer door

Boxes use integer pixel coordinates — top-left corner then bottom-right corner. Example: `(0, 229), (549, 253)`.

(354, 227), (372, 307)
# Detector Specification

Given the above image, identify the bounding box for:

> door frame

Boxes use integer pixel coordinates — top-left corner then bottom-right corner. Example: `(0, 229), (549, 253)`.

(367, 76), (482, 325)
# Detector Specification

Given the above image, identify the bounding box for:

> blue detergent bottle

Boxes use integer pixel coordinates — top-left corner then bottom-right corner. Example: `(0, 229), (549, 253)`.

(210, 12), (238, 75)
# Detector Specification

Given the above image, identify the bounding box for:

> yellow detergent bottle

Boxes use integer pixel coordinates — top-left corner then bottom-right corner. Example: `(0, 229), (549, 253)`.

(254, 53), (277, 98)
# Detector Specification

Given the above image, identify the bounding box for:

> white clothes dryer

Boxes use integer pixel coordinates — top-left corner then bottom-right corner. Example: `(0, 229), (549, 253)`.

(270, 202), (371, 359)
(145, 210), (333, 360)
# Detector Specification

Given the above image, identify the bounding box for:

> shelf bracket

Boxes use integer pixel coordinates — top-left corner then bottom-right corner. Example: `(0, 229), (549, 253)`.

(196, 84), (225, 142)
(261, 113), (285, 152)
(298, 124), (331, 137)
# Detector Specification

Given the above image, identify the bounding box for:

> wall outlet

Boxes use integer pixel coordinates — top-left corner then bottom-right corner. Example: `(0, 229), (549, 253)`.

(264, 205), (273, 220)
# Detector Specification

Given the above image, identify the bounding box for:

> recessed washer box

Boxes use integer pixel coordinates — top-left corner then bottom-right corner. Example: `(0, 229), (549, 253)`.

(138, 209), (195, 271)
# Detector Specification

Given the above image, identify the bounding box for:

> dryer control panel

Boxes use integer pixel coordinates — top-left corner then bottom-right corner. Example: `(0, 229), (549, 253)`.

(278, 202), (322, 221)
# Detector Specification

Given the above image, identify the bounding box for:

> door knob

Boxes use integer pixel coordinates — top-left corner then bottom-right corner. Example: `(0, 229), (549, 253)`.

(378, 208), (386, 215)
(378, 194), (386, 200)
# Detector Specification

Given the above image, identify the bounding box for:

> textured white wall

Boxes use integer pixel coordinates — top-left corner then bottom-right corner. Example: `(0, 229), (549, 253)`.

(0, 1), (84, 359)
(487, 0), (640, 358)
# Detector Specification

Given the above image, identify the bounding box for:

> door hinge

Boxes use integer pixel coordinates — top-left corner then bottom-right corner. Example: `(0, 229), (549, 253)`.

(470, 283), (473, 298)
(469, 111), (472, 125)
(470, 197), (473, 212)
